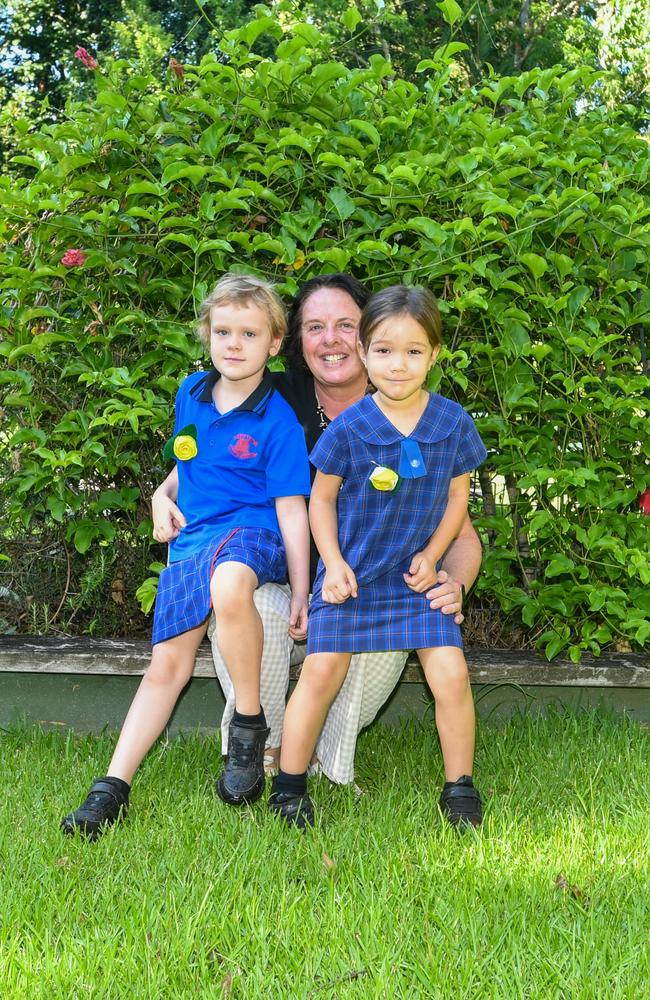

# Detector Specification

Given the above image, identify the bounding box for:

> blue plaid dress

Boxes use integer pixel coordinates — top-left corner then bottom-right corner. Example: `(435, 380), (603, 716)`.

(307, 393), (487, 654)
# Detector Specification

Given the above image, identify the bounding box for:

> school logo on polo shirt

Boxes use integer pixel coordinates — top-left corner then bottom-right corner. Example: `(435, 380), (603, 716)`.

(228, 433), (258, 460)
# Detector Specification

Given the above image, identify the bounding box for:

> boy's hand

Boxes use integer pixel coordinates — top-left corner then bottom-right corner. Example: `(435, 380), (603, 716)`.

(152, 495), (187, 543)
(322, 560), (358, 604)
(404, 550), (439, 593)
(288, 595), (308, 641)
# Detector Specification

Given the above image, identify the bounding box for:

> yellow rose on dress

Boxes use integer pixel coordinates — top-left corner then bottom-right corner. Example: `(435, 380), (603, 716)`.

(369, 466), (399, 492)
(173, 435), (198, 461)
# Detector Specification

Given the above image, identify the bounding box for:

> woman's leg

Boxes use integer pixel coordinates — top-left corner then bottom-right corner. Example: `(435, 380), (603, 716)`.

(279, 652), (352, 775)
(210, 583), (292, 759)
(108, 622), (209, 784)
(417, 646), (475, 780)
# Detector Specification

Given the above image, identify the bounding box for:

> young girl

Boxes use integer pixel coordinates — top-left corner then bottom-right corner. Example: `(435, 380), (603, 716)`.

(269, 285), (487, 829)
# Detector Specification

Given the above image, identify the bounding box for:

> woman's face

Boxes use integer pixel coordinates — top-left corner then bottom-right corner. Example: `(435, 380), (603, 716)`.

(300, 287), (365, 390)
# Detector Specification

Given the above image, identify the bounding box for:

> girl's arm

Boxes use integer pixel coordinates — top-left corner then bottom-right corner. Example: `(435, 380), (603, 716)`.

(404, 473), (471, 594)
(275, 495), (310, 640)
(309, 471), (358, 604)
(151, 466), (186, 543)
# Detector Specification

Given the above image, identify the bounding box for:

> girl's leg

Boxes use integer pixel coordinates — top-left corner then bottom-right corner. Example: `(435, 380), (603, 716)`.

(279, 652), (352, 775)
(418, 646), (482, 827)
(417, 646), (475, 780)
(108, 622), (209, 783)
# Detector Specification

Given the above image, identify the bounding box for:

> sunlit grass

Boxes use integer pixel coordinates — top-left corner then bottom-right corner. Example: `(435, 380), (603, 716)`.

(2, 709), (649, 998)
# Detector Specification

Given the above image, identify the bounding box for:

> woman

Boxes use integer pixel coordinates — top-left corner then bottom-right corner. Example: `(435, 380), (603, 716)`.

(152, 274), (483, 784)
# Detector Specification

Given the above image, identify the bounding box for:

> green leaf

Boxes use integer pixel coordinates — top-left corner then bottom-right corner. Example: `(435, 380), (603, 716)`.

(161, 163), (210, 186)
(327, 187), (356, 220)
(436, 0), (463, 26)
(520, 254), (548, 280)
(348, 119), (381, 146)
(342, 5), (362, 32)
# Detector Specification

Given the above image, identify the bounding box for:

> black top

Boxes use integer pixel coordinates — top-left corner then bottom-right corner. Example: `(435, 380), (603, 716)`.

(270, 367), (329, 585)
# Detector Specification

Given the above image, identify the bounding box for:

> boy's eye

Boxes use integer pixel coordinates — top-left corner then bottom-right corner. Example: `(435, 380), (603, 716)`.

(212, 328), (229, 337)
(243, 330), (256, 338)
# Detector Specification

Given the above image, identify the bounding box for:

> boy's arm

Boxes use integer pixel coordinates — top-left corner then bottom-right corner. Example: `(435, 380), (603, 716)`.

(404, 473), (471, 594)
(275, 495), (310, 640)
(152, 466), (186, 543)
(309, 471), (358, 604)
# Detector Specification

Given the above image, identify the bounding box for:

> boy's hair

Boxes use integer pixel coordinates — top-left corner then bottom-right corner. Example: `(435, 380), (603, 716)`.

(358, 285), (442, 351)
(196, 274), (287, 349)
(284, 272), (371, 370)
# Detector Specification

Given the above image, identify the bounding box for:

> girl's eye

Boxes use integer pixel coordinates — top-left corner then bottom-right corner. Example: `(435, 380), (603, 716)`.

(244, 330), (256, 338)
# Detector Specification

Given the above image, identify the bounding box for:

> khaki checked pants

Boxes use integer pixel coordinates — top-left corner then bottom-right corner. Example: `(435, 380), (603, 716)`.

(209, 583), (408, 785)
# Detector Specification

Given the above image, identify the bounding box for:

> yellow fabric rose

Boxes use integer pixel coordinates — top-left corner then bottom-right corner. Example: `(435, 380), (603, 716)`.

(369, 466), (399, 491)
(173, 435), (198, 461)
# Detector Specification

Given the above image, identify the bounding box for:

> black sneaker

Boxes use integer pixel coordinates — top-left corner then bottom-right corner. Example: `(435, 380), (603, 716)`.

(439, 775), (482, 829)
(268, 789), (314, 830)
(216, 717), (269, 806)
(61, 777), (129, 840)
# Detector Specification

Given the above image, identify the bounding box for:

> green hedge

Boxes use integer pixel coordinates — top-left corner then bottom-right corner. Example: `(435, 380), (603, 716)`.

(1, 11), (649, 657)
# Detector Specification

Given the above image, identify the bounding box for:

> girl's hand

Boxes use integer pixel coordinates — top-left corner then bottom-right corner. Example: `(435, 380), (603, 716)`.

(403, 551), (439, 593)
(152, 495), (186, 543)
(322, 561), (358, 604)
(288, 595), (308, 641)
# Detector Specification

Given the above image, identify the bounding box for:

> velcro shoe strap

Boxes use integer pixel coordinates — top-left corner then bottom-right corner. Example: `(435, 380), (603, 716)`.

(90, 779), (126, 803)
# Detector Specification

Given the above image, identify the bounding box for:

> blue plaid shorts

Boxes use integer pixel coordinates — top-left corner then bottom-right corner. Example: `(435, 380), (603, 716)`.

(151, 526), (287, 646)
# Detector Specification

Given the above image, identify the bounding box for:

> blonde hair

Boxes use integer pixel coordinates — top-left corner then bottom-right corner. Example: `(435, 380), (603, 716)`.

(196, 274), (287, 349)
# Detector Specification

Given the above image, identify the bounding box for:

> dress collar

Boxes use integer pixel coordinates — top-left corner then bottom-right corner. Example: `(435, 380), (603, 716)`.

(345, 392), (462, 445)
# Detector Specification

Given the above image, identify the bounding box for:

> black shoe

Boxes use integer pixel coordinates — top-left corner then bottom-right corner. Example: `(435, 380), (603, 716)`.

(268, 789), (314, 830)
(439, 775), (482, 829)
(61, 777), (129, 840)
(216, 717), (269, 806)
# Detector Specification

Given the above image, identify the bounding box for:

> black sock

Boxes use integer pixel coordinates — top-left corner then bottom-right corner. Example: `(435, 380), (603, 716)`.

(273, 769), (307, 796)
(104, 775), (131, 797)
(233, 709), (265, 728)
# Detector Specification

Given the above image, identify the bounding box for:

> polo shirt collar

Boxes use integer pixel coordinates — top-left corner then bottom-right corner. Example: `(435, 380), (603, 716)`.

(348, 393), (462, 445)
(195, 368), (275, 414)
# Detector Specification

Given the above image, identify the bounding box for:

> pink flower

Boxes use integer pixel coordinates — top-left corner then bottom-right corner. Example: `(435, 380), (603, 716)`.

(62, 249), (87, 268)
(74, 47), (98, 70)
(640, 488), (650, 516)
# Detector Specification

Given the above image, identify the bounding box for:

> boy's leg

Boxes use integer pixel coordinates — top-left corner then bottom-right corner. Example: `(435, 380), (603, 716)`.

(62, 622), (208, 837)
(211, 561), (270, 805)
(270, 652), (351, 828)
(210, 583), (292, 764)
(417, 646), (481, 826)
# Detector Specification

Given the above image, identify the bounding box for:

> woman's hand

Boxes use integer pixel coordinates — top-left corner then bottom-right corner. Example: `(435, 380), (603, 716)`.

(288, 594), (308, 641)
(425, 570), (465, 625)
(403, 550), (440, 593)
(152, 494), (186, 543)
(322, 560), (358, 604)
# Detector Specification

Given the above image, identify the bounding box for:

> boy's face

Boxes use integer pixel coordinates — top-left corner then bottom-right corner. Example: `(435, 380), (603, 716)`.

(209, 302), (282, 386)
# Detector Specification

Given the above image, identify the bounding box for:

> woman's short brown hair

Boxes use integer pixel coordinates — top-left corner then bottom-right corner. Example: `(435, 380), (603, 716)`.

(196, 274), (287, 350)
(358, 285), (442, 351)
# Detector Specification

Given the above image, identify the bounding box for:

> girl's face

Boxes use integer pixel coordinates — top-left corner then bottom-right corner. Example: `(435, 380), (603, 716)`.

(300, 288), (364, 391)
(358, 313), (440, 405)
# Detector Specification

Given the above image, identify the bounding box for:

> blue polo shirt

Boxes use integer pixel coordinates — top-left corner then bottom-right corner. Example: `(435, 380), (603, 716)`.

(169, 368), (311, 564)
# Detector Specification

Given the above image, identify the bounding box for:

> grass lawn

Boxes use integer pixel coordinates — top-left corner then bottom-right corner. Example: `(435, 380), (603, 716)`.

(2, 709), (649, 998)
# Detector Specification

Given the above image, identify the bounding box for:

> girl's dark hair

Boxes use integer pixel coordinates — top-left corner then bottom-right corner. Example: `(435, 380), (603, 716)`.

(358, 285), (442, 351)
(284, 273), (371, 370)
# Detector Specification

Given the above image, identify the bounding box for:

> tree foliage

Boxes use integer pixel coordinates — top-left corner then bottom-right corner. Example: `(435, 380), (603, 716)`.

(1, 10), (649, 655)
